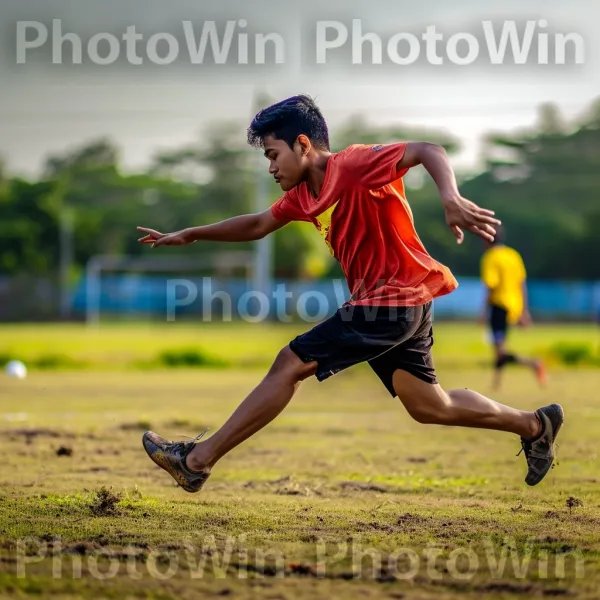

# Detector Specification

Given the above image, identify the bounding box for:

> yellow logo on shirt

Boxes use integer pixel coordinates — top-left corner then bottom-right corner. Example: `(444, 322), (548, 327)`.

(315, 200), (340, 256)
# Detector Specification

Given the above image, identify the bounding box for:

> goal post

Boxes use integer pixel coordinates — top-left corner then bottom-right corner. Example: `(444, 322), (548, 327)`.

(84, 252), (254, 327)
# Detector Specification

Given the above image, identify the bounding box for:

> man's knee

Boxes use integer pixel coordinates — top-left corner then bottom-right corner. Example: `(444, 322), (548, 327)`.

(393, 373), (451, 425)
(406, 403), (446, 425)
(268, 346), (317, 382)
(495, 353), (518, 369)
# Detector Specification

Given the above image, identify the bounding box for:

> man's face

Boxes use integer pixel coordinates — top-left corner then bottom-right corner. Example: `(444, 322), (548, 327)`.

(262, 135), (306, 191)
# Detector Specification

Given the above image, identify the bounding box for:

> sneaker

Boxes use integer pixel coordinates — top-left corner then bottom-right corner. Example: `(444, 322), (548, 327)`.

(142, 430), (211, 493)
(518, 404), (564, 486)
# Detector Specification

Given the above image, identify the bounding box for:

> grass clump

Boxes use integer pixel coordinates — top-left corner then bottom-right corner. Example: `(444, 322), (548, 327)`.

(89, 486), (123, 517)
(547, 342), (599, 366)
(157, 348), (229, 368)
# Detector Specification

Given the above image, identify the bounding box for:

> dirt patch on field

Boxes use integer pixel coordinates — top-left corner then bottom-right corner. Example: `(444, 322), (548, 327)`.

(3, 428), (75, 444)
(473, 582), (575, 596)
(242, 476), (324, 497)
(566, 496), (583, 513)
(89, 486), (123, 516)
(62, 541), (103, 555)
(339, 481), (388, 493)
(476, 582), (535, 593)
(355, 513), (431, 534)
(396, 512), (430, 526)
(95, 448), (121, 456)
(166, 419), (212, 431)
(356, 521), (396, 534)
(7, 428), (62, 437)
(119, 421), (152, 432)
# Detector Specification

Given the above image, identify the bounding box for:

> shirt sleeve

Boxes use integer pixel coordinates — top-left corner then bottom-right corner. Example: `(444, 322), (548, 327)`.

(270, 189), (311, 223)
(341, 143), (409, 190)
(481, 253), (500, 290)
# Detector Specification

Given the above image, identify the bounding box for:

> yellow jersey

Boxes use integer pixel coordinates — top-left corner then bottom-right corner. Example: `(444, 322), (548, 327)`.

(481, 245), (527, 324)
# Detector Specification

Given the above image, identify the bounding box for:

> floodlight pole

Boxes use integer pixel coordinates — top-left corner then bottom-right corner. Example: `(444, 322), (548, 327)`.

(59, 207), (74, 320)
(253, 152), (273, 309)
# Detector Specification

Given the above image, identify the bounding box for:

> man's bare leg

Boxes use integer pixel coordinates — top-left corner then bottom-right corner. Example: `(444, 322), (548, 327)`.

(392, 369), (540, 438)
(492, 340), (505, 391)
(185, 347), (316, 472)
(392, 369), (563, 486)
(493, 339), (546, 390)
(492, 368), (502, 391)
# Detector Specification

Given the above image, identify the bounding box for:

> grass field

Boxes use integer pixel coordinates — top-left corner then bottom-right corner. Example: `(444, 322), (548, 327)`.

(0, 322), (599, 599)
(0, 320), (596, 370)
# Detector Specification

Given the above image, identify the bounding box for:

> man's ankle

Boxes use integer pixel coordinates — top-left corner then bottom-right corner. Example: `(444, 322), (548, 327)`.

(185, 447), (212, 473)
(527, 412), (543, 440)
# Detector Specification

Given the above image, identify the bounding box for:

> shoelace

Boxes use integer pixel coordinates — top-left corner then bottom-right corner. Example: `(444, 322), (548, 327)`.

(516, 439), (531, 457)
(517, 439), (559, 460)
(172, 429), (209, 454)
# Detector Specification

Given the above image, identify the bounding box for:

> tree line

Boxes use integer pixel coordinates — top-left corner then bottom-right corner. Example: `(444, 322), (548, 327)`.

(1, 99), (599, 283)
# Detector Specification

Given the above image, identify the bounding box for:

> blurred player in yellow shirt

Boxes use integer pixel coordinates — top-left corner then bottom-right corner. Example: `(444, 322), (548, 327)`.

(481, 226), (546, 389)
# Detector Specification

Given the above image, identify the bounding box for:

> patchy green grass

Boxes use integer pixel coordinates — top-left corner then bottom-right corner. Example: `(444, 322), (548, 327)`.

(0, 321), (599, 598)
(0, 320), (597, 370)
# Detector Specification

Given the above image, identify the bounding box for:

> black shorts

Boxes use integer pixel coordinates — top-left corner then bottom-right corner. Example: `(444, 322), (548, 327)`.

(289, 303), (437, 397)
(489, 304), (509, 344)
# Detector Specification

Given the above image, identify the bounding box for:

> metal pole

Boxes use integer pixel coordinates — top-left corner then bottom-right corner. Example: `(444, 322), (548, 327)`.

(85, 255), (106, 328)
(252, 91), (274, 316)
(254, 153), (272, 304)
(59, 208), (74, 320)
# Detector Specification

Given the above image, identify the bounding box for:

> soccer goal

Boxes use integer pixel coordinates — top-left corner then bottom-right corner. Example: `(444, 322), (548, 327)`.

(84, 252), (255, 326)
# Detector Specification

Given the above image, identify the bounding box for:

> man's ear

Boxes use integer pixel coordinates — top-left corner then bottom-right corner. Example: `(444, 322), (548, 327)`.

(296, 134), (312, 157)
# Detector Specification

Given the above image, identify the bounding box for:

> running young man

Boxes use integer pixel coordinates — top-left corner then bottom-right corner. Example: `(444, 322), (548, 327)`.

(137, 95), (563, 490)
(481, 226), (547, 390)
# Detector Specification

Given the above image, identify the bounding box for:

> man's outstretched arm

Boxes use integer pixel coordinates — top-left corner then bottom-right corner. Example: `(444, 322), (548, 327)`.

(137, 209), (286, 248)
(397, 142), (500, 244)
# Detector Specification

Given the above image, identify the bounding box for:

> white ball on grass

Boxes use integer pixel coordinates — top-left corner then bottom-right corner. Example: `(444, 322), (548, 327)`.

(5, 360), (27, 379)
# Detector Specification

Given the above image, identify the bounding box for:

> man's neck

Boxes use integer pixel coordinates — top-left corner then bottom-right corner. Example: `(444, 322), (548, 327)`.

(305, 152), (332, 198)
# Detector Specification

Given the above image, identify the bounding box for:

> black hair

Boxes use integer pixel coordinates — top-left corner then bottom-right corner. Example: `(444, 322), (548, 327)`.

(247, 94), (330, 151)
(492, 223), (505, 245)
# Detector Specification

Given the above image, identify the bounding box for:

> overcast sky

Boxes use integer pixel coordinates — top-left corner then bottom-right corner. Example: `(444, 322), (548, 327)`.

(1, 0), (598, 176)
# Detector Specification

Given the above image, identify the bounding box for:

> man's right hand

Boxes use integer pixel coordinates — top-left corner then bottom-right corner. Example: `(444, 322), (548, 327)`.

(137, 227), (190, 247)
(442, 195), (500, 244)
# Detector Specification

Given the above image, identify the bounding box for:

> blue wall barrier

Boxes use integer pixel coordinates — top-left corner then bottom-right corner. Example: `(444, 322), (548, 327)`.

(70, 275), (600, 321)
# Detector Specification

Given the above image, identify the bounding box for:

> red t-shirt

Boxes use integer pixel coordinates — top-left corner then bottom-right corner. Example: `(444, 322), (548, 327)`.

(270, 143), (458, 306)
